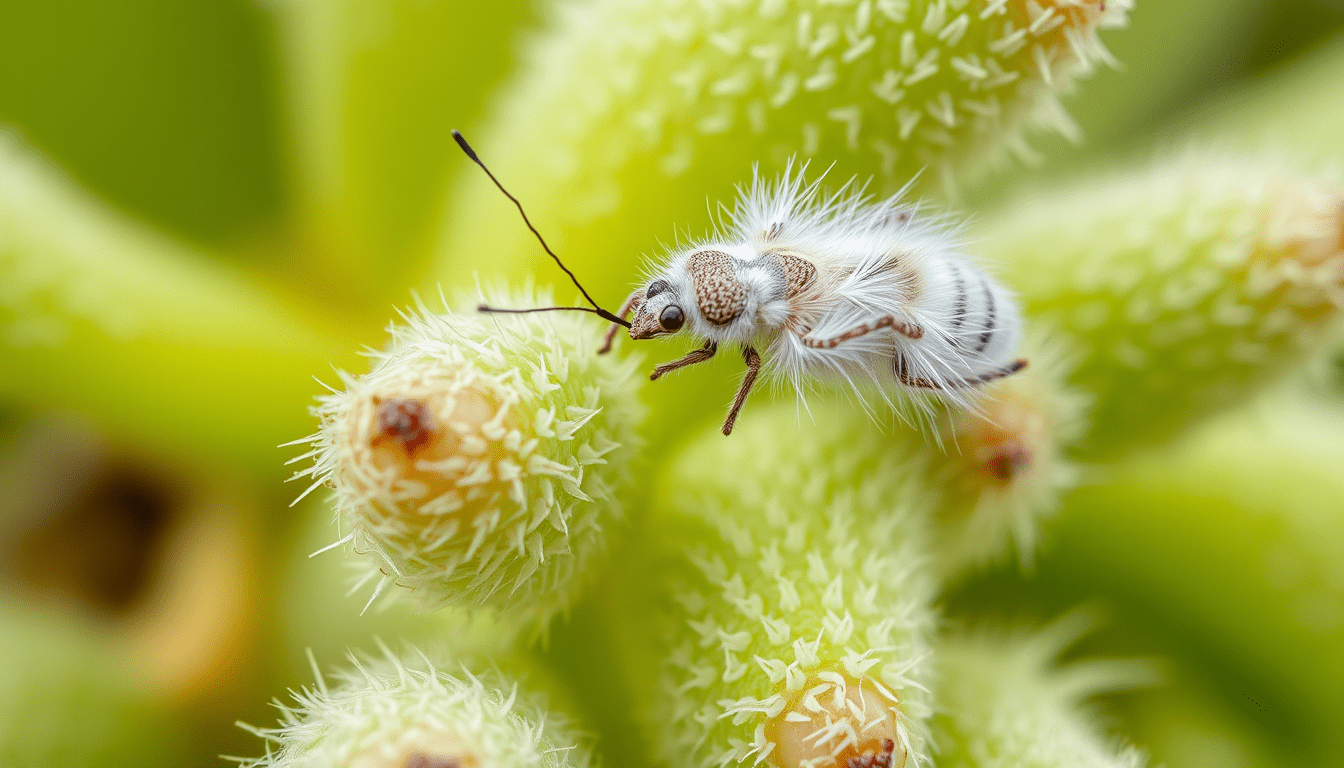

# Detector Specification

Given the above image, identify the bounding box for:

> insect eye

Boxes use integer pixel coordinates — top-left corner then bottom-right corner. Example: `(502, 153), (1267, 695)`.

(659, 304), (685, 332)
(646, 279), (670, 299)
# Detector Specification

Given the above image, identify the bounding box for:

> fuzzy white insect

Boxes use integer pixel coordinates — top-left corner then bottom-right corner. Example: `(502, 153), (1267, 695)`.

(455, 131), (1027, 436)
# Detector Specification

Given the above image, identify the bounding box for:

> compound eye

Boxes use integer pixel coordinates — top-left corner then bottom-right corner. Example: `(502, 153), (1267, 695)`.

(646, 279), (670, 299)
(659, 304), (685, 332)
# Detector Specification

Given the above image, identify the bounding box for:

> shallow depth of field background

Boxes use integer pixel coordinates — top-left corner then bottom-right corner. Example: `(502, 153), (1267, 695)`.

(2, 1), (1344, 767)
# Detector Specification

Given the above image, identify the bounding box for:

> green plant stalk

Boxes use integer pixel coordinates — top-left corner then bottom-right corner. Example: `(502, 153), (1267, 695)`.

(0, 597), (192, 768)
(0, 135), (358, 480)
(1026, 398), (1344, 761)
(268, 0), (534, 307)
(1185, 30), (1344, 166)
(963, 0), (1275, 208)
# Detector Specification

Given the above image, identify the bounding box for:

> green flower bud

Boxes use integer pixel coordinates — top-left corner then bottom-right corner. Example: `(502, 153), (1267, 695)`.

(435, 0), (1133, 314)
(237, 650), (591, 768)
(983, 153), (1344, 457)
(934, 628), (1146, 768)
(611, 405), (937, 768)
(293, 291), (645, 628)
(927, 334), (1088, 576)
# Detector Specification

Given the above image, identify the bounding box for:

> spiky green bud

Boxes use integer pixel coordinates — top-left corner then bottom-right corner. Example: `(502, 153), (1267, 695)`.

(435, 0), (1132, 316)
(293, 292), (644, 627)
(983, 153), (1344, 457)
(237, 650), (591, 768)
(933, 628), (1146, 768)
(926, 334), (1088, 575)
(610, 405), (937, 768)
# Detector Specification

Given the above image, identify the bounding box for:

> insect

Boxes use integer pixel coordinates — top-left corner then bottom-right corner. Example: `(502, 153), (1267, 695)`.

(454, 131), (1026, 436)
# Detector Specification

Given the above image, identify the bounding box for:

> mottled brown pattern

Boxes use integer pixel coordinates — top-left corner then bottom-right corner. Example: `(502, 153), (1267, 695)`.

(846, 739), (898, 768)
(686, 250), (747, 325)
(770, 250), (817, 298)
(376, 398), (436, 455)
(629, 306), (663, 339)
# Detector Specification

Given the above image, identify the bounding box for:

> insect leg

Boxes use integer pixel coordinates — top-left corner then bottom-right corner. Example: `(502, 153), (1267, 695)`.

(894, 355), (1028, 389)
(598, 290), (644, 354)
(650, 341), (718, 381)
(799, 315), (925, 348)
(721, 345), (762, 436)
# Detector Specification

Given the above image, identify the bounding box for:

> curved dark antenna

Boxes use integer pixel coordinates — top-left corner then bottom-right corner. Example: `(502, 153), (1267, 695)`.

(453, 130), (630, 329)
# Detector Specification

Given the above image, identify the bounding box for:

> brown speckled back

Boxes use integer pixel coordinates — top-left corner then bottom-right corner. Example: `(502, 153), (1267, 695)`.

(687, 250), (748, 325)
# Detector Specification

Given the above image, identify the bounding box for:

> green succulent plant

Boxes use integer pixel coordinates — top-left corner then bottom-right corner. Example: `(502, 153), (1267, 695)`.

(3, 1), (1344, 767)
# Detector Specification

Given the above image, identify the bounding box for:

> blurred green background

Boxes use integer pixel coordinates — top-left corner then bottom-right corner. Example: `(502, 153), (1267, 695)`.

(2, 1), (1344, 766)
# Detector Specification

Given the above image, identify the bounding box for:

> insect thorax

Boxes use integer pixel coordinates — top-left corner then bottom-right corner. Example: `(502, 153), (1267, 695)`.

(684, 248), (817, 328)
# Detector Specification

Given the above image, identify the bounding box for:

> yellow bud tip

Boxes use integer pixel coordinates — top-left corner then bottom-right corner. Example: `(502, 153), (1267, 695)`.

(768, 677), (906, 768)
(956, 384), (1047, 490)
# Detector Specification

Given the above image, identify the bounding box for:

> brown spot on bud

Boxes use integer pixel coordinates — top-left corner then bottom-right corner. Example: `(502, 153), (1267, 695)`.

(377, 398), (436, 455)
(953, 386), (1045, 491)
(352, 384), (516, 528)
(847, 740), (898, 768)
(405, 753), (463, 768)
(981, 443), (1032, 483)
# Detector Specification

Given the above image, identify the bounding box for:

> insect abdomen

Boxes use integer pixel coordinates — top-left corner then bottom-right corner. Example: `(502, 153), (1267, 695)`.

(935, 258), (1021, 372)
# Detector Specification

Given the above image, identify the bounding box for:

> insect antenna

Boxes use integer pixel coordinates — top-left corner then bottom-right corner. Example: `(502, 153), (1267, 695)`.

(452, 130), (631, 328)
